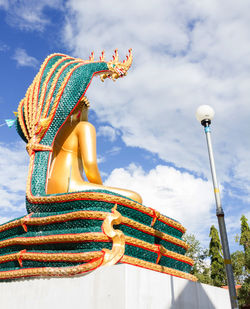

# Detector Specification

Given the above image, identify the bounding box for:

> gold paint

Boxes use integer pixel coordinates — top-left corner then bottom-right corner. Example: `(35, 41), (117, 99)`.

(224, 259), (232, 264)
(0, 209), (193, 279)
(0, 232), (109, 249)
(0, 255), (104, 279)
(36, 59), (82, 135)
(124, 235), (192, 264)
(121, 255), (197, 281)
(0, 213), (191, 265)
(214, 188), (220, 193)
(37, 56), (75, 127)
(17, 54), (80, 151)
(122, 217), (188, 249)
(18, 99), (29, 141)
(26, 139), (52, 156)
(100, 49), (133, 81)
(102, 204), (125, 266)
(35, 61), (84, 142)
(0, 252), (195, 281)
(0, 210), (188, 252)
(46, 104), (142, 204)
(0, 251), (102, 264)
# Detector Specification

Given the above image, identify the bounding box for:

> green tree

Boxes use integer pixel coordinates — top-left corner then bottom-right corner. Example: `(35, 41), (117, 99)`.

(231, 250), (245, 284)
(209, 225), (226, 287)
(183, 233), (211, 284)
(240, 215), (250, 253)
(239, 215), (250, 274)
(238, 276), (250, 308)
(237, 215), (250, 308)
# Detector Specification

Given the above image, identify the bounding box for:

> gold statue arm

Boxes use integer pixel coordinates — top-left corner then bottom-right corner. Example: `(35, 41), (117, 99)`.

(76, 121), (103, 185)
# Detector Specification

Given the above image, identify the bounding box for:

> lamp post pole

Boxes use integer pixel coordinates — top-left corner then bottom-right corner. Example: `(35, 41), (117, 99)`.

(196, 106), (238, 309)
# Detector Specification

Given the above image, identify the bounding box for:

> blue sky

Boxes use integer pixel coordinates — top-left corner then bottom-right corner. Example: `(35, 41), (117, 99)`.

(0, 0), (249, 254)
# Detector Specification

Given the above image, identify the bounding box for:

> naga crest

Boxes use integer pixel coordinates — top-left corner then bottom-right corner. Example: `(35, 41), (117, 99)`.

(15, 49), (133, 155)
(100, 48), (133, 81)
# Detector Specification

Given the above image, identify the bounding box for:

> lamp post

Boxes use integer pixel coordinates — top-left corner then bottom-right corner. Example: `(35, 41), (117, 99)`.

(196, 105), (238, 309)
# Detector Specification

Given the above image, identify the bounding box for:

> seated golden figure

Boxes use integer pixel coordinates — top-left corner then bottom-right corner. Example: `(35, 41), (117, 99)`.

(46, 97), (142, 204)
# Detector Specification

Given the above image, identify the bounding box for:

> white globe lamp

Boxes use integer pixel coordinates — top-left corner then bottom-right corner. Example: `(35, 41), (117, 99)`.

(196, 105), (215, 126)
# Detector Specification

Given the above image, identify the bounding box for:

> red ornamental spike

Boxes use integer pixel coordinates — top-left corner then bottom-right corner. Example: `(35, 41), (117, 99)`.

(155, 245), (162, 264)
(17, 249), (27, 267)
(21, 212), (33, 232)
(113, 49), (118, 61)
(100, 50), (105, 61)
(89, 51), (94, 61)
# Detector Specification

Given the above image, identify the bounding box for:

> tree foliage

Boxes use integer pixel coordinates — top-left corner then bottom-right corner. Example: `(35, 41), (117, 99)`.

(209, 225), (226, 287)
(238, 276), (250, 308)
(183, 233), (211, 284)
(240, 215), (250, 252)
(237, 215), (250, 308)
(231, 250), (245, 285)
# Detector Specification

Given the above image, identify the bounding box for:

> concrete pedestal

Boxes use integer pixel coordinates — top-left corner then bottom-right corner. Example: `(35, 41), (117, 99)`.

(0, 264), (230, 309)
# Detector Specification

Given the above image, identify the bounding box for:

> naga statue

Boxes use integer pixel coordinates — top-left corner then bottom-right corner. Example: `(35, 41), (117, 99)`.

(0, 50), (196, 281)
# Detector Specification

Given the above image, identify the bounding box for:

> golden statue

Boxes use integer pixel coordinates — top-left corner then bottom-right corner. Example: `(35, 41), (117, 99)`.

(46, 97), (142, 204)
(0, 51), (194, 282)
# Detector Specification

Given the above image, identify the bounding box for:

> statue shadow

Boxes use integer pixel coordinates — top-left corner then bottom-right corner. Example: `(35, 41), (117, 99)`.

(169, 275), (221, 309)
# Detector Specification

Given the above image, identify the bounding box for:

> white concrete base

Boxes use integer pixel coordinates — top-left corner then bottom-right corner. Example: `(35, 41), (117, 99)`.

(0, 264), (230, 309)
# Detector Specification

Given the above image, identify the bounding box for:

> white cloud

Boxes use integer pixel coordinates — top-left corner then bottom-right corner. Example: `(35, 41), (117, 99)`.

(0, 142), (29, 216)
(104, 163), (215, 243)
(106, 146), (121, 156)
(97, 125), (117, 142)
(0, 0), (8, 10)
(13, 48), (39, 68)
(62, 0), (250, 197)
(0, 216), (13, 224)
(0, 0), (62, 31)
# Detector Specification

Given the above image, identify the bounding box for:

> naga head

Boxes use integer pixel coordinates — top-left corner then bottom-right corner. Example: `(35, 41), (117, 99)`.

(99, 48), (133, 81)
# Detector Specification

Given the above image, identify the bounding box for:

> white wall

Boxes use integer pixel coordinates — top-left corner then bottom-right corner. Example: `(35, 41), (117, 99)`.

(0, 264), (230, 309)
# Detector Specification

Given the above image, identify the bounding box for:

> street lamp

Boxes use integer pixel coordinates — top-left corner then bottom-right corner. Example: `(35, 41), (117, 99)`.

(196, 105), (238, 309)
